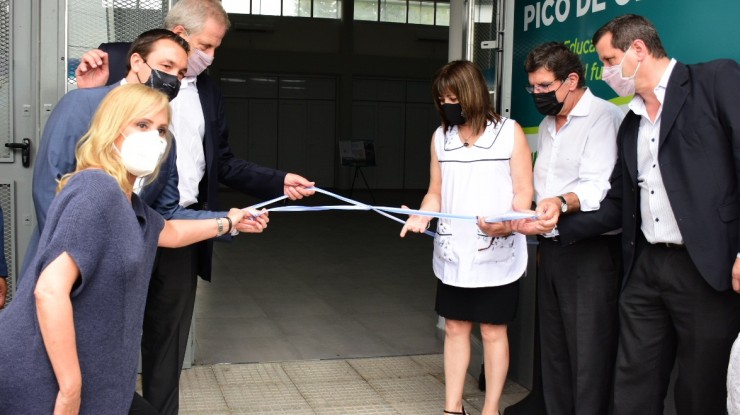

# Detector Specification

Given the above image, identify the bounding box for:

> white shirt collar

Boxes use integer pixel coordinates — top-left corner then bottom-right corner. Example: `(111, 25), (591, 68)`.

(628, 58), (677, 115)
(567, 87), (594, 118)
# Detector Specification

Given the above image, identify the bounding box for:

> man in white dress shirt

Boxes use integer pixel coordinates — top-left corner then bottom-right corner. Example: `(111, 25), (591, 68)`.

(515, 41), (624, 415)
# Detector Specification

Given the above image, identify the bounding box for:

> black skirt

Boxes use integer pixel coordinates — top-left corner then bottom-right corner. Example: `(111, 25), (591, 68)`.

(435, 278), (520, 325)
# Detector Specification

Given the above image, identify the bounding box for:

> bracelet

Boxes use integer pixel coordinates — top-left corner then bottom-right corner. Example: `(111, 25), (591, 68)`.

(216, 218), (224, 237)
(224, 216), (233, 234)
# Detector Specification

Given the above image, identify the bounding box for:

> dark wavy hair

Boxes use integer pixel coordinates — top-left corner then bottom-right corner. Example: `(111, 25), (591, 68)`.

(524, 41), (586, 88)
(126, 29), (190, 72)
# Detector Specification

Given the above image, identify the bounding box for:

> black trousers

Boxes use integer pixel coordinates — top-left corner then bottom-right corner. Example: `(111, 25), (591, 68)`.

(538, 235), (621, 415)
(139, 245), (199, 415)
(129, 392), (157, 415)
(613, 242), (740, 415)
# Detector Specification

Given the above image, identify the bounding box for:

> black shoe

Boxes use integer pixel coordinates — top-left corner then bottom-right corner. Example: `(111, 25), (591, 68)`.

(443, 406), (469, 415)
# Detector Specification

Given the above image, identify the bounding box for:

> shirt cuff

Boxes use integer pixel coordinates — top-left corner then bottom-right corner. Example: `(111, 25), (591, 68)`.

(572, 186), (607, 212)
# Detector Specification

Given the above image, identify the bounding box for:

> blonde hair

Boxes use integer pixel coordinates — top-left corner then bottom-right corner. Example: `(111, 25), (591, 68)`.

(57, 84), (172, 194)
(165, 0), (231, 34)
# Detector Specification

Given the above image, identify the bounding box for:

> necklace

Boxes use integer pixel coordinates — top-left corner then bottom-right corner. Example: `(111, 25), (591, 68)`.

(460, 128), (476, 147)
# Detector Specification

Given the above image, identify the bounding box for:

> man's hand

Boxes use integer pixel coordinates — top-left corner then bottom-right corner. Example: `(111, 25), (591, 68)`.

(74, 49), (110, 89)
(283, 173), (315, 200)
(512, 199), (560, 235)
(0, 277), (6, 309)
(234, 209), (269, 234)
(732, 258), (740, 293)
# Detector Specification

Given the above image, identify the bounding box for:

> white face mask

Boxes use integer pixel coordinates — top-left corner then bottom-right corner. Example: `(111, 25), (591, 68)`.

(116, 130), (167, 178)
(601, 46), (641, 97)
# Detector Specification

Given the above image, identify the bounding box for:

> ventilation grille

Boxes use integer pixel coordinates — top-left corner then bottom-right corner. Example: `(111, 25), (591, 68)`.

(66, 0), (170, 86)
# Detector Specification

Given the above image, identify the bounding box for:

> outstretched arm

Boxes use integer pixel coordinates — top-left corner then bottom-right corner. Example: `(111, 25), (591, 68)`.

(159, 208), (267, 247)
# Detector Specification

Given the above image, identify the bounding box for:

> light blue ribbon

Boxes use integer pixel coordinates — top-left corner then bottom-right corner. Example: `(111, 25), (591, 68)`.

(244, 187), (534, 237)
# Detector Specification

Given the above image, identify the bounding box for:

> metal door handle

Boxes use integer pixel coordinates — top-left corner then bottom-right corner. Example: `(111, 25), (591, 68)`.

(5, 138), (31, 167)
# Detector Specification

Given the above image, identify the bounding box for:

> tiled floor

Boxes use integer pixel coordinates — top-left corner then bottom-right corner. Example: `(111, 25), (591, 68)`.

(177, 189), (529, 413)
(177, 355), (529, 414)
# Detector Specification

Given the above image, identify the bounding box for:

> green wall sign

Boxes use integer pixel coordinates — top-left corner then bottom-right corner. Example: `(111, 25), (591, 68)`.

(512, 0), (740, 129)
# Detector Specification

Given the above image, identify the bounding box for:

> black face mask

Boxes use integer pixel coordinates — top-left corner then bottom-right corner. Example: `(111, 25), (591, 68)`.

(140, 62), (181, 101)
(442, 103), (466, 126)
(532, 91), (565, 116)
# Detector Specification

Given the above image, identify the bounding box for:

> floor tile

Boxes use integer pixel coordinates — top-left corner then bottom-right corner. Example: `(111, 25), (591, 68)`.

(212, 362), (291, 385)
(282, 359), (363, 383)
(348, 356), (429, 380)
(295, 379), (386, 409)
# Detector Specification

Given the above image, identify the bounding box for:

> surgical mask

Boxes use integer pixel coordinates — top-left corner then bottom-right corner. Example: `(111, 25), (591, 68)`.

(531, 81), (568, 116)
(115, 130), (168, 178)
(141, 62), (180, 101)
(186, 48), (214, 77)
(442, 103), (466, 126)
(601, 47), (641, 97)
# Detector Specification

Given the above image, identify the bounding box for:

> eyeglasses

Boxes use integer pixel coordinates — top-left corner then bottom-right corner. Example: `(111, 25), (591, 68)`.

(525, 80), (563, 94)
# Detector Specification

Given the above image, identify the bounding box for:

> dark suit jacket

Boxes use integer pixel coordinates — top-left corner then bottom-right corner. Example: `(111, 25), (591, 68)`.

(99, 42), (130, 84)
(190, 73), (286, 280)
(558, 60), (740, 292)
(103, 43), (287, 280)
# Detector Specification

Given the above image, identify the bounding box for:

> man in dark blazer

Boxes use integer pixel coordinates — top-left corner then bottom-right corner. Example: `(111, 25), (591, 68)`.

(75, 2), (314, 414)
(536, 14), (740, 415)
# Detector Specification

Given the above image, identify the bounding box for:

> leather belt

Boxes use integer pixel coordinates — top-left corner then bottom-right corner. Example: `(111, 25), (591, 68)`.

(653, 242), (685, 249)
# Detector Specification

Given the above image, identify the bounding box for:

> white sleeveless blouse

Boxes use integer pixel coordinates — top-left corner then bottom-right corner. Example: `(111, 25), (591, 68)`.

(432, 118), (527, 288)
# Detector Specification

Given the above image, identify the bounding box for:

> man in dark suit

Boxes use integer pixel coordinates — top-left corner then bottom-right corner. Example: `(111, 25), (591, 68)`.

(76, 2), (314, 414)
(539, 14), (740, 414)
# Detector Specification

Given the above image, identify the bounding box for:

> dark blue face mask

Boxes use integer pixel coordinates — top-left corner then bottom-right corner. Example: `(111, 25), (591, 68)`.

(442, 103), (466, 126)
(140, 62), (181, 101)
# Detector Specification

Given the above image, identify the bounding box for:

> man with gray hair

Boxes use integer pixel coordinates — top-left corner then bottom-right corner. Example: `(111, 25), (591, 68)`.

(76, 1), (315, 414)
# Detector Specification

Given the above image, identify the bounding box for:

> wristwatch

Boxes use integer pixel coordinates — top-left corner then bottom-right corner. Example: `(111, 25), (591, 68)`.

(557, 195), (568, 213)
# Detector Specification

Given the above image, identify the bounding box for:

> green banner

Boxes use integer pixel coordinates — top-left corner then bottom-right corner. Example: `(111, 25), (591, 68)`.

(512, 0), (740, 128)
